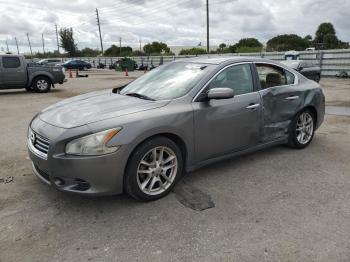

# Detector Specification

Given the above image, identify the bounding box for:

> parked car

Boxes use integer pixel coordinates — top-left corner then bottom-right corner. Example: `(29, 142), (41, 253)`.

(60, 60), (92, 71)
(281, 60), (321, 82)
(37, 59), (62, 66)
(0, 55), (66, 93)
(97, 62), (105, 69)
(109, 61), (118, 70)
(28, 57), (325, 201)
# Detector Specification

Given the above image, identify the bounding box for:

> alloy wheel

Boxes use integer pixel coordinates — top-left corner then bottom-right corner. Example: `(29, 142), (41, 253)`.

(36, 79), (48, 90)
(136, 146), (178, 196)
(296, 112), (314, 145)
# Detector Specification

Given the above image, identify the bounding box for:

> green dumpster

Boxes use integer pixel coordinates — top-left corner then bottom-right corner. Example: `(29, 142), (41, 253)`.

(115, 58), (135, 72)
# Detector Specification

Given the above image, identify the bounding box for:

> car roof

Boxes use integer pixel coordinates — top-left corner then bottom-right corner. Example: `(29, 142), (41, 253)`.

(174, 56), (279, 65)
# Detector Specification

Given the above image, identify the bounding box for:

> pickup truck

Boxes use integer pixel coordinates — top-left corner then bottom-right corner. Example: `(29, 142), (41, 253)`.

(0, 55), (66, 93)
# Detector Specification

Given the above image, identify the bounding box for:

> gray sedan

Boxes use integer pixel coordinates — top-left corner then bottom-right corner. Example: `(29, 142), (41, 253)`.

(28, 57), (325, 201)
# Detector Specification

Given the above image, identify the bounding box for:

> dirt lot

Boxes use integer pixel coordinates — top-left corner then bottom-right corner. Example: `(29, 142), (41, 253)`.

(0, 71), (350, 261)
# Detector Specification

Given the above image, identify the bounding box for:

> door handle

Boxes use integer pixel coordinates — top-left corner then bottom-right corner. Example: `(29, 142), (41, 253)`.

(246, 103), (260, 109)
(285, 96), (299, 100)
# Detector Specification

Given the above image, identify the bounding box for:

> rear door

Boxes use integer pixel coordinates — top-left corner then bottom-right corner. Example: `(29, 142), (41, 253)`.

(1, 56), (27, 87)
(254, 63), (301, 141)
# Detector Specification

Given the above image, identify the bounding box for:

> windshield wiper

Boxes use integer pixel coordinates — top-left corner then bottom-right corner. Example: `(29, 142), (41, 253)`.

(125, 93), (155, 101)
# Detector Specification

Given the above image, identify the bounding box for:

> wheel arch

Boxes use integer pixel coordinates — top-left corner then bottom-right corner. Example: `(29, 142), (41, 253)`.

(122, 132), (189, 191)
(302, 105), (318, 126)
(30, 74), (53, 87)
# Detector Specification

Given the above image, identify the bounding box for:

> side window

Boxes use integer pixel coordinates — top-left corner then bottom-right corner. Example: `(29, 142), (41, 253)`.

(208, 64), (254, 96)
(2, 57), (21, 68)
(256, 64), (291, 89)
(285, 70), (295, 85)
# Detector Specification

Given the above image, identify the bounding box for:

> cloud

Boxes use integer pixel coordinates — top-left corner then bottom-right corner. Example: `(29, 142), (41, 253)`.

(0, 0), (348, 53)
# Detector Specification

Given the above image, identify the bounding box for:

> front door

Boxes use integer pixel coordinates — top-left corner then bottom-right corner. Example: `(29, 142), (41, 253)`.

(192, 63), (262, 162)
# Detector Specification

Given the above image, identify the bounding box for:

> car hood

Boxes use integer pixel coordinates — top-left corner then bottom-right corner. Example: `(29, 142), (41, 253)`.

(39, 90), (169, 128)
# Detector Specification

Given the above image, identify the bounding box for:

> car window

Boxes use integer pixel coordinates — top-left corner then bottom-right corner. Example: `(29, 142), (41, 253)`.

(285, 70), (295, 85)
(120, 62), (213, 100)
(208, 64), (254, 96)
(256, 64), (294, 89)
(2, 57), (21, 68)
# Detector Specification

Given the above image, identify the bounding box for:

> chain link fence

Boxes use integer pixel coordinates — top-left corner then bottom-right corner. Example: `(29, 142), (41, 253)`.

(54, 49), (350, 77)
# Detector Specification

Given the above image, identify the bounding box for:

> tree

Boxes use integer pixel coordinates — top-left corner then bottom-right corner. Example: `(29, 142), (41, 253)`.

(143, 42), (172, 55)
(219, 43), (227, 50)
(314, 22), (348, 49)
(59, 28), (78, 57)
(236, 38), (263, 48)
(266, 34), (309, 51)
(79, 47), (100, 57)
(179, 47), (207, 55)
(104, 45), (133, 57)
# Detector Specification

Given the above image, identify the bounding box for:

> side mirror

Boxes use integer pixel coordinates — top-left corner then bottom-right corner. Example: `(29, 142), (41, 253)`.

(207, 88), (234, 100)
(298, 66), (303, 71)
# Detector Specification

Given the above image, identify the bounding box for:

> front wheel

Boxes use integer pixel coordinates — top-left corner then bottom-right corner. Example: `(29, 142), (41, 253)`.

(288, 109), (315, 149)
(124, 137), (183, 201)
(32, 76), (51, 93)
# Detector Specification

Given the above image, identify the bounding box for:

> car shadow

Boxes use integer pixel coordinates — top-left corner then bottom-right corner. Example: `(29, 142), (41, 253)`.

(0, 88), (64, 96)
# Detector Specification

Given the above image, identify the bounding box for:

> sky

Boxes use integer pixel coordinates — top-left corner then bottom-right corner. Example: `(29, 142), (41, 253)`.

(0, 0), (349, 54)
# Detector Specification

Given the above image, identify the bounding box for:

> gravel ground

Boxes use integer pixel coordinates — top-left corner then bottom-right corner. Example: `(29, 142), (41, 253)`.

(0, 71), (349, 262)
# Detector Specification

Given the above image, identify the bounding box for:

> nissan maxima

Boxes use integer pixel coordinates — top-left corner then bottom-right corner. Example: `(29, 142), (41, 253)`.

(28, 57), (325, 201)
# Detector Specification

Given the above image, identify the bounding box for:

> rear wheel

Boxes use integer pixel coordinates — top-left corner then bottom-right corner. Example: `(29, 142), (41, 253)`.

(124, 137), (183, 201)
(32, 76), (51, 93)
(288, 109), (315, 149)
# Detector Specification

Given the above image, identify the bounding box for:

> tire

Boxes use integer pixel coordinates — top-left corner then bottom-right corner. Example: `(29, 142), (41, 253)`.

(288, 109), (315, 149)
(32, 76), (51, 93)
(124, 137), (183, 201)
(315, 74), (320, 82)
(83, 66), (88, 71)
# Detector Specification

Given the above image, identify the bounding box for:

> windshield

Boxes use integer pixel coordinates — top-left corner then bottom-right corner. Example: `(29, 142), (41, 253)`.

(281, 60), (300, 69)
(120, 62), (213, 100)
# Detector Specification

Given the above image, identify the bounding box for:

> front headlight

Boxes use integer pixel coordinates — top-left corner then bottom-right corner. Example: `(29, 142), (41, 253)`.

(65, 128), (122, 156)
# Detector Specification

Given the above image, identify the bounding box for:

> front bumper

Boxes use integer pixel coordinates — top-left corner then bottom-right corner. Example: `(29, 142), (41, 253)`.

(28, 123), (129, 196)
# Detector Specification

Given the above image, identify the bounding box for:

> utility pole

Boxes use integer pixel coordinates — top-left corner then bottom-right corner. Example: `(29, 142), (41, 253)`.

(5, 40), (9, 53)
(139, 39), (142, 53)
(26, 32), (33, 60)
(96, 8), (104, 55)
(15, 37), (19, 54)
(41, 33), (45, 54)
(55, 24), (60, 54)
(206, 0), (209, 54)
(119, 37), (122, 56)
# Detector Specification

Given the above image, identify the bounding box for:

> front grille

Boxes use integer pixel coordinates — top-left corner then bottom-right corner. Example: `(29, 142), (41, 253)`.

(30, 129), (50, 155)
